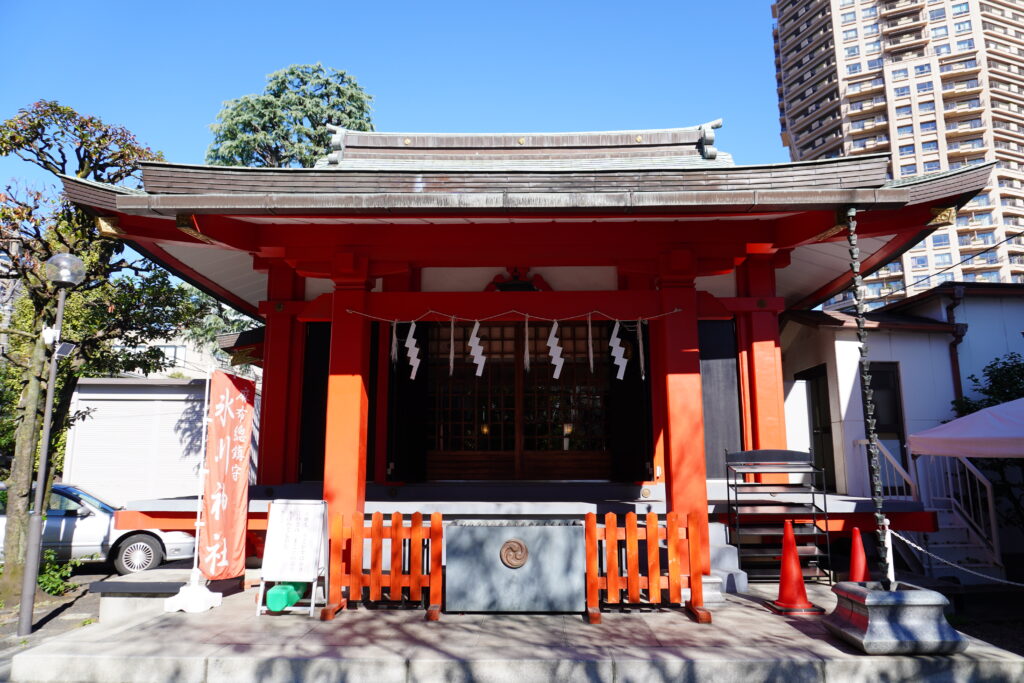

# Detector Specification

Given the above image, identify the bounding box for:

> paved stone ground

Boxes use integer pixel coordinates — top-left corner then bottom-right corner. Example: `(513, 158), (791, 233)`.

(945, 589), (1024, 658)
(1, 571), (1022, 682)
(0, 565), (110, 681)
(0, 560), (193, 681)
(9, 579), (1024, 683)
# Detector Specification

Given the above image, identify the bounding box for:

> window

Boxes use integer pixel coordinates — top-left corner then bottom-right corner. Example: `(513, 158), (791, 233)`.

(922, 140), (939, 151)
(935, 44), (952, 55)
(954, 20), (972, 33)
(896, 105), (913, 116)
(935, 272), (955, 284)
(919, 100), (936, 112)
(934, 253), (953, 267)
(898, 124), (914, 136)
(932, 26), (949, 39)
(842, 11), (856, 22)
(893, 68), (909, 80)
(48, 492), (83, 514)
(921, 120), (938, 131)
(862, 6), (877, 19)
(901, 163), (918, 175)
(418, 321), (633, 480)
(970, 192), (990, 206)
(952, 2), (969, 15)
(864, 23), (880, 36)
(957, 39), (975, 51)
(868, 57), (883, 69)
(894, 86), (911, 97)
(915, 64), (932, 76)
(918, 81), (934, 93)
(911, 255), (929, 269)
(929, 8), (946, 20)
(900, 144), (916, 156)
(848, 63), (863, 74)
(843, 28), (858, 40)
(932, 233), (950, 248)
(846, 46), (860, 58)
(865, 40), (881, 54)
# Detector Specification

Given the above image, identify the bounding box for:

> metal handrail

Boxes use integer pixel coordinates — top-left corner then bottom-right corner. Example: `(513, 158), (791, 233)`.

(956, 455), (1002, 561)
(913, 453), (1002, 567)
(854, 439), (918, 501)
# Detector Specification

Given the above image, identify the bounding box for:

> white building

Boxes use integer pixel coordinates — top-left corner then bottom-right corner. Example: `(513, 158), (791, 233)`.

(782, 281), (1024, 579)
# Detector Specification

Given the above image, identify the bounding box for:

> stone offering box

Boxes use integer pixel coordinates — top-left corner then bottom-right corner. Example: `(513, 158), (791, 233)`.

(824, 581), (968, 655)
(445, 520), (585, 612)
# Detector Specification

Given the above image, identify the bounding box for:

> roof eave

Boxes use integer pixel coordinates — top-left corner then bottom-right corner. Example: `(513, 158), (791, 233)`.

(112, 188), (910, 218)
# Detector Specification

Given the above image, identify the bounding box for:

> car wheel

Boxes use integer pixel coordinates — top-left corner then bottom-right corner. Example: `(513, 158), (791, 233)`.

(114, 535), (164, 574)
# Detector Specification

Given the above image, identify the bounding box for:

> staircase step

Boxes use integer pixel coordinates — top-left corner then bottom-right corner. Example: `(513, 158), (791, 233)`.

(734, 524), (822, 536)
(731, 485), (816, 494)
(734, 505), (819, 515)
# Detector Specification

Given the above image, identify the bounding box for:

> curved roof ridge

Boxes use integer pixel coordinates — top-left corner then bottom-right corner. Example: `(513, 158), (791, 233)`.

(327, 119), (723, 138)
(319, 120), (726, 168)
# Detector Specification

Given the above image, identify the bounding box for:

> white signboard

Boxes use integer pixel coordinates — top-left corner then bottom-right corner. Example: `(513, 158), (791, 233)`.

(261, 500), (327, 583)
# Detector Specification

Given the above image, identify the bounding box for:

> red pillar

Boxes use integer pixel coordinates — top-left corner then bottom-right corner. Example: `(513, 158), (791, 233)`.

(257, 264), (304, 485)
(658, 277), (711, 574)
(736, 256), (787, 450)
(323, 285), (370, 606)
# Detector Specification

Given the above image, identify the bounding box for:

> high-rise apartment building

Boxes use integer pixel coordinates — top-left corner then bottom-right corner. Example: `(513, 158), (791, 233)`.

(774, 0), (1024, 309)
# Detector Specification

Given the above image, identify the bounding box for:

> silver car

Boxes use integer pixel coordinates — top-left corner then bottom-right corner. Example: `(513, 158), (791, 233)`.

(0, 483), (195, 574)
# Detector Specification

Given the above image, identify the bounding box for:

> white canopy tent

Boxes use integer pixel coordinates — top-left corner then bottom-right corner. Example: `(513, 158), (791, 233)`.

(908, 397), (1024, 458)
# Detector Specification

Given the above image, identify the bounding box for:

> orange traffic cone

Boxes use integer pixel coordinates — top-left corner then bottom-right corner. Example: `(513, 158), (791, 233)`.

(849, 527), (869, 582)
(766, 520), (824, 615)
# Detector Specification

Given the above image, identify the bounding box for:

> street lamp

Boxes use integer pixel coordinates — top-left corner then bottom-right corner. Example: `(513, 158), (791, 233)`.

(17, 253), (85, 636)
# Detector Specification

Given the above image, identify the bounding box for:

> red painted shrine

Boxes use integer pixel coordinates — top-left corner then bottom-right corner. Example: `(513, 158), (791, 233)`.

(64, 122), (988, 610)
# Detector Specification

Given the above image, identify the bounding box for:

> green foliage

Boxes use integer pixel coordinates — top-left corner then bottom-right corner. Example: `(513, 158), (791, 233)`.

(36, 549), (80, 596)
(0, 99), (163, 184)
(0, 101), (214, 600)
(207, 63), (373, 168)
(179, 296), (256, 371)
(952, 352), (1024, 417)
(0, 363), (19, 471)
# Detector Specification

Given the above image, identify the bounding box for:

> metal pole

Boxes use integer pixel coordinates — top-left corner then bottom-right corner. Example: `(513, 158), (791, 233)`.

(17, 287), (67, 636)
(844, 207), (892, 590)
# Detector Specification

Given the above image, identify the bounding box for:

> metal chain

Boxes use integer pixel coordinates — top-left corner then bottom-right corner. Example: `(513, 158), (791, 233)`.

(846, 207), (890, 584)
(890, 530), (1024, 588)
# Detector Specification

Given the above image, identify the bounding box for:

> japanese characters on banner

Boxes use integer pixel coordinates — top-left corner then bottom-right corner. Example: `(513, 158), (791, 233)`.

(200, 370), (256, 581)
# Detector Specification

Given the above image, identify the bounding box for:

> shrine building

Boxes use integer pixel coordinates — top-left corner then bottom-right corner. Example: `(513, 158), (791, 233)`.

(62, 121), (989, 604)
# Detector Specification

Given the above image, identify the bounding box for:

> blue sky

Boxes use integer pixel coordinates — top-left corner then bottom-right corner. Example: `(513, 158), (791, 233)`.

(2, 0), (788, 187)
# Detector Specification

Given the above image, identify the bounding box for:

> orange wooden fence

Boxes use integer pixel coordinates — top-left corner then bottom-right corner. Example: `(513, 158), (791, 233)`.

(321, 511), (443, 621)
(584, 511), (711, 624)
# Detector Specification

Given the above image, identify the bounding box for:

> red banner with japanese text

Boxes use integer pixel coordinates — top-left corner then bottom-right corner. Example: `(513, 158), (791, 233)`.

(200, 370), (256, 580)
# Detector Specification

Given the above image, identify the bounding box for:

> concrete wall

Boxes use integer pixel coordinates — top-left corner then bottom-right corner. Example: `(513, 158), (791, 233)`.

(781, 320), (848, 491)
(953, 297), (1024, 397)
(782, 321), (957, 496)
